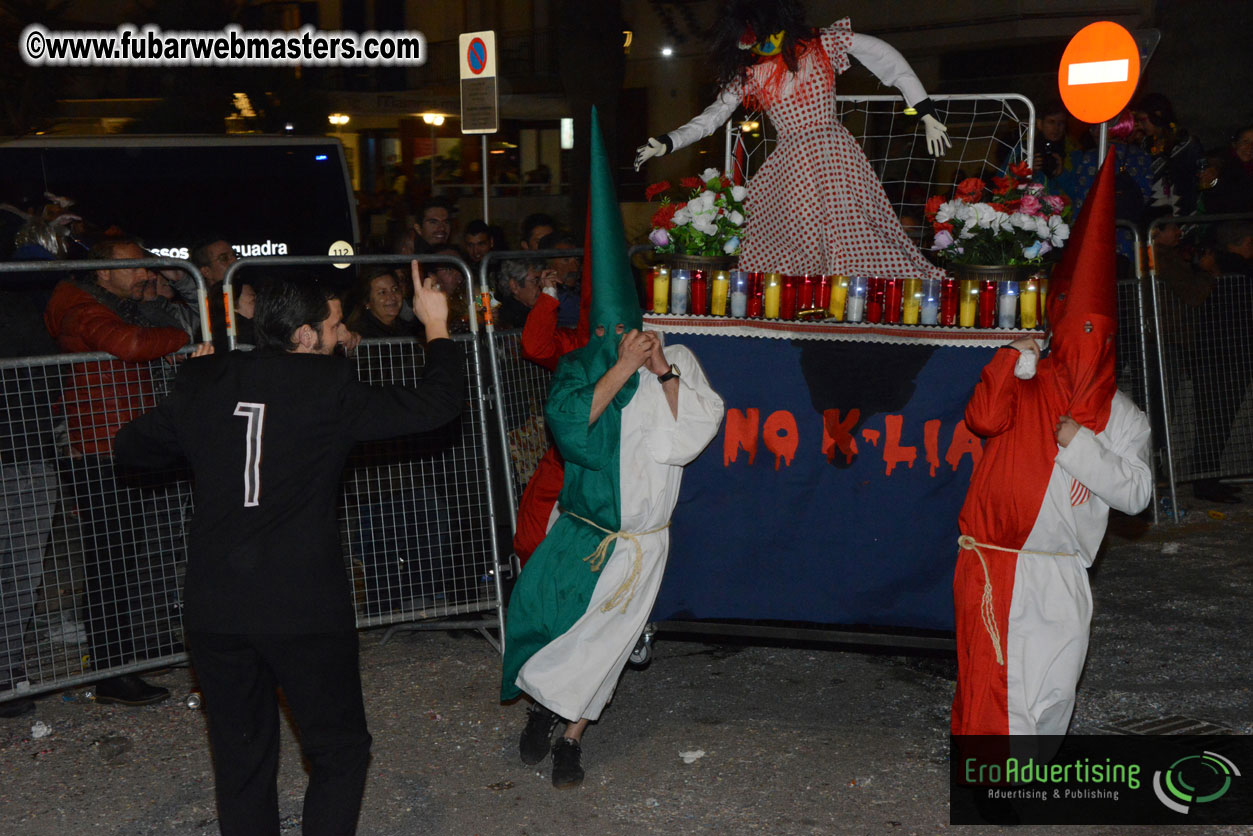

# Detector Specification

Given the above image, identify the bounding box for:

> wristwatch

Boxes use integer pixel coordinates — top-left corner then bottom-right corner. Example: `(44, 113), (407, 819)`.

(657, 363), (680, 383)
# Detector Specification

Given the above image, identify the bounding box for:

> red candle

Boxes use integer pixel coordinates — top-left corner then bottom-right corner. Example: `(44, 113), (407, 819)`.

(690, 270), (708, 315)
(780, 275), (798, 320)
(866, 277), (886, 323)
(644, 267), (655, 310)
(797, 275), (815, 309)
(977, 279), (997, 328)
(747, 272), (764, 318)
(884, 277), (903, 324)
(940, 277), (958, 326)
(816, 275), (832, 311)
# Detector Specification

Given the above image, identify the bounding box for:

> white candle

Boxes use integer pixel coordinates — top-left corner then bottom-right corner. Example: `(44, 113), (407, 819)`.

(845, 294), (866, 323)
(670, 270), (690, 315)
(920, 278), (939, 325)
(730, 290), (748, 317)
(998, 281), (1018, 329)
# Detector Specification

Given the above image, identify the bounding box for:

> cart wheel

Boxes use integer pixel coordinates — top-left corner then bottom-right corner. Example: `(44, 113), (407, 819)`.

(628, 629), (654, 669)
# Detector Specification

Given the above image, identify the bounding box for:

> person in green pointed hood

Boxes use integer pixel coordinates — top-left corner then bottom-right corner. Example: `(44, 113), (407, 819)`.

(501, 109), (725, 790)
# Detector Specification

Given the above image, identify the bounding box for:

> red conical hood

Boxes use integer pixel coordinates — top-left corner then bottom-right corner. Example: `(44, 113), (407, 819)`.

(1044, 148), (1119, 432)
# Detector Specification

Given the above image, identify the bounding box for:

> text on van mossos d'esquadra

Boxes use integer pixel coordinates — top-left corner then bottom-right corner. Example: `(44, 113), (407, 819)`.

(150, 241), (289, 261)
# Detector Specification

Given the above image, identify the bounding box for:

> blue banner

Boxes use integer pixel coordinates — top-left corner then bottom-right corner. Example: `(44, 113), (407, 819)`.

(654, 334), (997, 632)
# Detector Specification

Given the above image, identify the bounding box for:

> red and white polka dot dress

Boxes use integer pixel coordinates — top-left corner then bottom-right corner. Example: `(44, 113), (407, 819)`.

(737, 20), (945, 280)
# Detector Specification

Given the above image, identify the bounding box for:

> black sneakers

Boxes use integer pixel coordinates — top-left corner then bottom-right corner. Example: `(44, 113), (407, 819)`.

(92, 674), (170, 706)
(519, 702), (561, 765)
(551, 737), (584, 789)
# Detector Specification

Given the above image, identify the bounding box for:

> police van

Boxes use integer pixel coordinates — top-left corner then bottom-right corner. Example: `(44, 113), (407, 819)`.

(1, 134), (358, 274)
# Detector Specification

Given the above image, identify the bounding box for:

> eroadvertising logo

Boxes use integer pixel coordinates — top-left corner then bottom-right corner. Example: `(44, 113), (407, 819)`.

(951, 735), (1251, 825)
(1153, 751), (1241, 814)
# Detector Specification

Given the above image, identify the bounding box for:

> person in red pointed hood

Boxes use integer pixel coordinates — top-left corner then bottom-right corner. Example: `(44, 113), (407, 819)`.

(952, 150), (1153, 737)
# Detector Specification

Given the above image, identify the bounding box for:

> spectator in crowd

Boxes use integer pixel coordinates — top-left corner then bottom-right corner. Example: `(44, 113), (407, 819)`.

(427, 244), (477, 332)
(1028, 99), (1085, 195)
(1133, 92), (1205, 216)
(1203, 125), (1253, 215)
(494, 258), (547, 329)
(42, 236), (196, 706)
(536, 230), (583, 328)
(519, 213), (556, 251)
(231, 279), (258, 346)
(412, 198), (453, 255)
(114, 268), (463, 836)
(1176, 220), (1253, 504)
(488, 224), (509, 253)
(191, 237), (237, 288)
(347, 266), (424, 339)
(1060, 110), (1154, 265)
(0, 220), (65, 718)
(191, 237), (240, 348)
(463, 219), (494, 267)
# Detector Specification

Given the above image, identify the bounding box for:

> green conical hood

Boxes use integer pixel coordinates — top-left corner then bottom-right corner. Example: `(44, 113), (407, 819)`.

(575, 106), (642, 395)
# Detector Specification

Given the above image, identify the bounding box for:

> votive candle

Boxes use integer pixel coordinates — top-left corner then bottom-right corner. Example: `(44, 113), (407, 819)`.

(711, 270), (730, 316)
(902, 277), (922, 325)
(920, 278), (940, 325)
(1020, 275), (1039, 329)
(846, 276), (868, 323)
(763, 272), (782, 319)
(670, 268), (690, 315)
(959, 279), (979, 327)
(829, 275), (849, 320)
(690, 270), (708, 315)
(652, 266), (670, 315)
(998, 280), (1019, 329)
(730, 270), (749, 317)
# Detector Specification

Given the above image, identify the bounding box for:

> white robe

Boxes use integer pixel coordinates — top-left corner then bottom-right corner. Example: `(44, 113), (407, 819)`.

(1006, 391), (1153, 735)
(516, 344), (724, 721)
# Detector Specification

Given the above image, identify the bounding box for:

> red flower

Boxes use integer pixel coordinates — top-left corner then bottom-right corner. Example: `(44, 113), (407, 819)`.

(933, 221), (954, 234)
(990, 176), (1014, 196)
(955, 178), (986, 202)
(720, 175), (733, 190)
(651, 203), (679, 230)
(645, 181), (671, 201)
(680, 176), (704, 190)
(924, 194), (945, 220)
(1009, 160), (1032, 180)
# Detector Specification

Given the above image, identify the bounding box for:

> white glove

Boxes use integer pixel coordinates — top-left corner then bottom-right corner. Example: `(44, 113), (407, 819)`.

(634, 137), (667, 171)
(1013, 339), (1041, 379)
(921, 114), (951, 157)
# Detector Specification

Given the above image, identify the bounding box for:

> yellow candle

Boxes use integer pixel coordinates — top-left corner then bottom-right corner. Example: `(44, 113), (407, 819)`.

(711, 270), (729, 316)
(763, 272), (782, 319)
(902, 278), (922, 325)
(652, 267), (669, 315)
(829, 275), (848, 321)
(1020, 277), (1039, 329)
(959, 279), (979, 328)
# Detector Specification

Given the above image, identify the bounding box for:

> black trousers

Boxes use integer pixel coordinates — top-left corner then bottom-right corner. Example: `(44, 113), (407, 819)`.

(188, 631), (372, 836)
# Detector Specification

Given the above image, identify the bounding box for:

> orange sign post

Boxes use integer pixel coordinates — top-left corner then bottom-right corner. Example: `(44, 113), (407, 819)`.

(1057, 21), (1141, 124)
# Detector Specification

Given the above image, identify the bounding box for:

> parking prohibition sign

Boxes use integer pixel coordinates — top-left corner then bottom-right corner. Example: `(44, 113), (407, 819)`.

(467, 37), (487, 75)
(1058, 21), (1140, 124)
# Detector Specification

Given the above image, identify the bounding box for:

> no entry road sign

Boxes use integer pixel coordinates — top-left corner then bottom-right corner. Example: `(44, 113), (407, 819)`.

(1058, 21), (1141, 124)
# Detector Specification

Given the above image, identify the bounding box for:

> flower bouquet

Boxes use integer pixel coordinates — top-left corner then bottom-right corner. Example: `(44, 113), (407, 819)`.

(646, 168), (747, 259)
(925, 162), (1071, 266)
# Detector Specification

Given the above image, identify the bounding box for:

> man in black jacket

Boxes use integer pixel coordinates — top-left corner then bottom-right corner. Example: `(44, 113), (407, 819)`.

(114, 265), (463, 835)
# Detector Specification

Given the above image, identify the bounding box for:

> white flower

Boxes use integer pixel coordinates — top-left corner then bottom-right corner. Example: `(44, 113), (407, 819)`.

(1048, 215), (1070, 247)
(731, 185), (747, 202)
(935, 200), (961, 224)
(1032, 215), (1050, 238)
(672, 207), (692, 225)
(728, 210), (744, 226)
(700, 167), (721, 183)
(692, 217), (719, 236)
(723, 236), (740, 254)
(1009, 212), (1036, 230)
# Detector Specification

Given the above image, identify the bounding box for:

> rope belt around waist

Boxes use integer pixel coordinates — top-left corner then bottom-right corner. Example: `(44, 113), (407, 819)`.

(561, 508), (670, 614)
(956, 535), (1079, 667)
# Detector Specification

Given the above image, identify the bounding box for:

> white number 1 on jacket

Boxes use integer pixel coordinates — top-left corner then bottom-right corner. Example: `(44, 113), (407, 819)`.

(233, 402), (266, 507)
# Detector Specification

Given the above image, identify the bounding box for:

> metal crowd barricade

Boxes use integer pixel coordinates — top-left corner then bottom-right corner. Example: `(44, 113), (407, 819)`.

(221, 254), (506, 644)
(1, 257), (209, 704)
(1148, 213), (1253, 521)
(1113, 220), (1159, 525)
(0, 254), (505, 707)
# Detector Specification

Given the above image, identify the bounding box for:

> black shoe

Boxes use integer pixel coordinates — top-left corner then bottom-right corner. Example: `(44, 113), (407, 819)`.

(1192, 479), (1242, 504)
(92, 674), (170, 706)
(0, 698), (35, 718)
(551, 737), (584, 789)
(519, 702), (560, 765)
